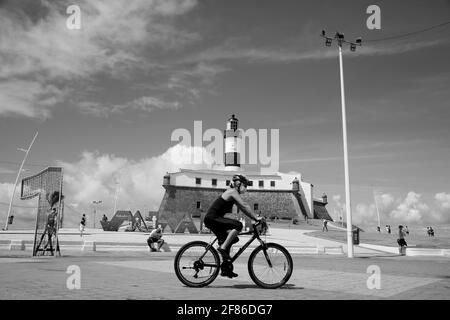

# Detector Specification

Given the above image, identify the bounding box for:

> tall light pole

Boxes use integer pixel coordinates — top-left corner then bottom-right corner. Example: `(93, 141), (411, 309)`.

(93, 200), (102, 229)
(321, 31), (361, 258)
(4, 132), (38, 231)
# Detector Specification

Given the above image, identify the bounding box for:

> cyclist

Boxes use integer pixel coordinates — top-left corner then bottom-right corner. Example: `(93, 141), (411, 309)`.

(204, 174), (261, 278)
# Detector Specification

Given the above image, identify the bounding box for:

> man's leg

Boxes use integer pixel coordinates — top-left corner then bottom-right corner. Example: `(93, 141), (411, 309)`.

(220, 229), (239, 251)
(157, 239), (164, 251)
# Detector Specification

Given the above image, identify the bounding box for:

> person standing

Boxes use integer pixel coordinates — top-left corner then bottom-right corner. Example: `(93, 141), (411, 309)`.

(322, 219), (328, 232)
(79, 214), (86, 237)
(397, 225), (407, 256)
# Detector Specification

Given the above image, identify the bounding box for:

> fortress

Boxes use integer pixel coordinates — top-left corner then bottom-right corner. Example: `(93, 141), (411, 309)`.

(156, 115), (332, 233)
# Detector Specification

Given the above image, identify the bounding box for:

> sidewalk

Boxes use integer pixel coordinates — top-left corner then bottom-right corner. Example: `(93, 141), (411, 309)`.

(0, 227), (389, 257)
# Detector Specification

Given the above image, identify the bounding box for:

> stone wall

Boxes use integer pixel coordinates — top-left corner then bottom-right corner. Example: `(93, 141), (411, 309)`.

(157, 186), (305, 232)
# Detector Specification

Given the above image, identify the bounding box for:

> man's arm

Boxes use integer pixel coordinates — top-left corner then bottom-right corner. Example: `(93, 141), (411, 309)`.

(229, 190), (258, 222)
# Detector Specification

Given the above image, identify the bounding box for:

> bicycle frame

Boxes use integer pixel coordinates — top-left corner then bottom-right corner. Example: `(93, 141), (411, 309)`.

(199, 223), (269, 267)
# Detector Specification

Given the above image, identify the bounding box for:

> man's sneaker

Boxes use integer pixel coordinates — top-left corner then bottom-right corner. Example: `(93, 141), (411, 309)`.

(217, 247), (231, 261)
(220, 269), (239, 278)
(220, 261), (238, 278)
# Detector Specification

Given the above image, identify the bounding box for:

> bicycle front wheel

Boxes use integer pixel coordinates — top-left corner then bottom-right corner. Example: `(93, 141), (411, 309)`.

(174, 241), (220, 287)
(248, 243), (293, 289)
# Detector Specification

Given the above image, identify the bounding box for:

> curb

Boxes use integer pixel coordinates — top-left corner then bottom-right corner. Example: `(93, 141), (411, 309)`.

(0, 240), (344, 255)
(359, 243), (450, 257)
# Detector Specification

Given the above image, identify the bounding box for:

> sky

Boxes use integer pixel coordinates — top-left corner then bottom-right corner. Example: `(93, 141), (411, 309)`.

(0, 0), (449, 230)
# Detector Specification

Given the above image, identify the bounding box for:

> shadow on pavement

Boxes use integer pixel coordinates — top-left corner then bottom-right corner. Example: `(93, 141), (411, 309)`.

(210, 283), (303, 290)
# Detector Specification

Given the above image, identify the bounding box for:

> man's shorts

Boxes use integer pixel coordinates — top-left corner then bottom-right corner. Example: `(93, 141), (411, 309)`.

(204, 216), (243, 244)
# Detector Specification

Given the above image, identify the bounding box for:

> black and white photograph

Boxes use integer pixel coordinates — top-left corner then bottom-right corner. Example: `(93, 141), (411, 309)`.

(0, 0), (449, 312)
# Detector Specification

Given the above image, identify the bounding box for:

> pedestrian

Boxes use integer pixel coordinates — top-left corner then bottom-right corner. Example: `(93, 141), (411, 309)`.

(429, 226), (435, 237)
(377, 226), (381, 233)
(322, 219), (328, 232)
(397, 225), (407, 256)
(80, 214), (86, 237)
(147, 226), (164, 252)
(46, 208), (58, 242)
(102, 214), (108, 222)
(47, 208), (58, 230)
(387, 225), (391, 234)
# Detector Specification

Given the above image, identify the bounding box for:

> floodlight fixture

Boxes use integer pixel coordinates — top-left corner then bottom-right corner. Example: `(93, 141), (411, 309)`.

(335, 32), (344, 40)
(325, 38), (332, 46)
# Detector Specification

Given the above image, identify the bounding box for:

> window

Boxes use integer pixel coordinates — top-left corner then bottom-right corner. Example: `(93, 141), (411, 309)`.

(254, 203), (259, 211)
(195, 178), (201, 185)
(196, 201), (201, 209)
(212, 179), (217, 186)
(270, 181), (275, 187)
(247, 180), (253, 186)
(226, 180), (230, 186)
(259, 180), (264, 187)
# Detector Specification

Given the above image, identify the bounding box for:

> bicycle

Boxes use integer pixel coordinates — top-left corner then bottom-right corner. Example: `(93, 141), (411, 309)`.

(174, 218), (293, 289)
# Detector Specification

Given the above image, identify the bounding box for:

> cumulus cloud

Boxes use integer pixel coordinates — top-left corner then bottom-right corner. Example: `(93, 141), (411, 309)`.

(332, 191), (450, 229)
(55, 143), (216, 227)
(0, 143), (216, 228)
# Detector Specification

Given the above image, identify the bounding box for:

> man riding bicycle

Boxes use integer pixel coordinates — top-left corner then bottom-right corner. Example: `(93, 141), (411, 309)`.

(204, 174), (261, 278)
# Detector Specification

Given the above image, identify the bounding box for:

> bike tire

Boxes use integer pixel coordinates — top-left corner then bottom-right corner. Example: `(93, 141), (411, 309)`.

(247, 242), (293, 289)
(174, 241), (221, 288)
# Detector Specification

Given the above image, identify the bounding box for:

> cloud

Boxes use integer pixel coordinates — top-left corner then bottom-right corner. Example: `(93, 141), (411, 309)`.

(78, 96), (182, 118)
(0, 80), (67, 119)
(54, 143), (215, 227)
(435, 192), (450, 210)
(332, 191), (450, 228)
(0, 0), (199, 118)
(390, 192), (430, 224)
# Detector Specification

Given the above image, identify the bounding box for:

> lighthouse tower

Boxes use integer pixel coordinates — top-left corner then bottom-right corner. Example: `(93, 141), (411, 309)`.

(224, 114), (242, 171)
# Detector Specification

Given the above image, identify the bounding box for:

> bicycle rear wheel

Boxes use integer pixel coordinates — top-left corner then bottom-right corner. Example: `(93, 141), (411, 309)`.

(174, 241), (220, 287)
(248, 243), (293, 289)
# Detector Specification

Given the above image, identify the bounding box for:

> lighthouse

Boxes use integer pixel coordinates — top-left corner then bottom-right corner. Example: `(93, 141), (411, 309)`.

(224, 114), (242, 171)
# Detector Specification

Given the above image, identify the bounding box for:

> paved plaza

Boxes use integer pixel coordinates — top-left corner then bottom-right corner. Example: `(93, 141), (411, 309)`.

(1, 227), (449, 301)
(0, 249), (449, 300)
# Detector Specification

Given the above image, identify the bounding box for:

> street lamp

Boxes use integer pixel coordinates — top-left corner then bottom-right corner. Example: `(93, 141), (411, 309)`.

(92, 200), (102, 229)
(4, 132), (38, 231)
(321, 30), (362, 258)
